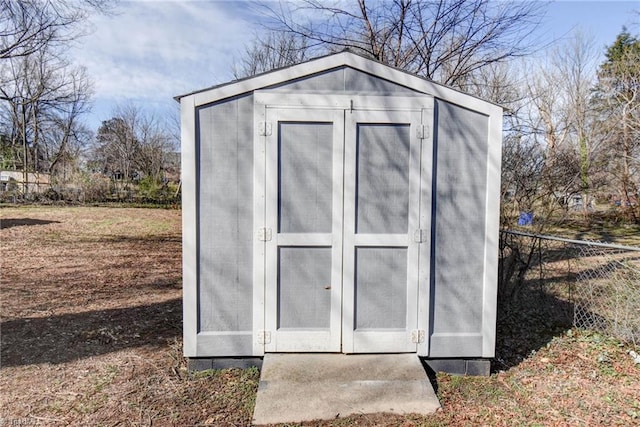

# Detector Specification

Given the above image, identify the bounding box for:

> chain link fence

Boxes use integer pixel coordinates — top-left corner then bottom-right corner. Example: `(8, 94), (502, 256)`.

(500, 230), (640, 347)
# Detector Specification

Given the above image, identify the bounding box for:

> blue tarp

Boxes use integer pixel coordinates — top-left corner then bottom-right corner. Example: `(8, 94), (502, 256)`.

(518, 211), (533, 226)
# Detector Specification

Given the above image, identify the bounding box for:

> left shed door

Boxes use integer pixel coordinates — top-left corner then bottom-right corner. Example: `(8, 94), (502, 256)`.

(262, 108), (345, 352)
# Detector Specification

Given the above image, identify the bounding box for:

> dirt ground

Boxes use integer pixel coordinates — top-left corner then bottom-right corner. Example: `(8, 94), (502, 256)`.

(1, 206), (639, 426)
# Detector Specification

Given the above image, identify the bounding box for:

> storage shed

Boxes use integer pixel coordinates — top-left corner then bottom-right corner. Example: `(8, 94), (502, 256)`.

(178, 51), (502, 371)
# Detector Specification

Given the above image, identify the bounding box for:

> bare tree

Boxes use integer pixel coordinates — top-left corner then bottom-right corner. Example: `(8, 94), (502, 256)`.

(556, 32), (601, 211)
(92, 103), (176, 196)
(43, 66), (94, 183)
(133, 112), (175, 184)
(1, 0), (112, 196)
(593, 29), (640, 221)
(467, 32), (601, 230)
(0, 44), (93, 193)
(0, 0), (113, 60)
(233, 31), (310, 79)
(462, 60), (524, 108)
(523, 31), (602, 214)
(257, 0), (545, 86)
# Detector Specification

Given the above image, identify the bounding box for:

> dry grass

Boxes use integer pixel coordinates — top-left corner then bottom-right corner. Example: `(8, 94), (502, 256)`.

(1, 206), (258, 426)
(1, 206), (638, 426)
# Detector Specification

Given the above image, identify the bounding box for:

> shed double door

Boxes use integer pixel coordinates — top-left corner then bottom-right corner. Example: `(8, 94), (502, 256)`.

(259, 95), (432, 354)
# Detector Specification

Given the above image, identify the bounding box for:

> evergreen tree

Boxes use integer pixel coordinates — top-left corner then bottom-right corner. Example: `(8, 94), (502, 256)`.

(593, 28), (640, 221)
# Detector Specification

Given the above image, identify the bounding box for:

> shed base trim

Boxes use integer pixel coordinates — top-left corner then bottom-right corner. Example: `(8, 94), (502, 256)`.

(188, 357), (263, 371)
(423, 358), (491, 376)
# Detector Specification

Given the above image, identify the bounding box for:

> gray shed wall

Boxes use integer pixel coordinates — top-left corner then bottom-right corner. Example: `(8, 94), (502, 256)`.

(429, 100), (489, 357)
(196, 94), (254, 354)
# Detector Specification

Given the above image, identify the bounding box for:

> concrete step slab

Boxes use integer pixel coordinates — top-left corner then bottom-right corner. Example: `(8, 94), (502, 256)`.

(252, 353), (440, 425)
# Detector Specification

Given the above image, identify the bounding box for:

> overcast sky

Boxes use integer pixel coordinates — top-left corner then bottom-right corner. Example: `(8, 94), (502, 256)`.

(68, 0), (640, 131)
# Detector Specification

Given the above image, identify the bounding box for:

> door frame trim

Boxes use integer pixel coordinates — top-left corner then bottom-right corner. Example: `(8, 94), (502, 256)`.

(252, 92), (434, 355)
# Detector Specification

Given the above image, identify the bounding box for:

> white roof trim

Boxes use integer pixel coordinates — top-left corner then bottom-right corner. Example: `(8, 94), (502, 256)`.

(178, 51), (500, 115)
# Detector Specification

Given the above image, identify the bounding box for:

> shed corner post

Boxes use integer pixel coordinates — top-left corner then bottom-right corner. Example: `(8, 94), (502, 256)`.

(417, 97), (435, 358)
(482, 104), (504, 358)
(181, 95), (198, 358)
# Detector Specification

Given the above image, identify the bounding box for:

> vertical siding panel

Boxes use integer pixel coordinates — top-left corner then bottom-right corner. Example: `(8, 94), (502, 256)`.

(194, 95), (253, 355)
(429, 100), (489, 357)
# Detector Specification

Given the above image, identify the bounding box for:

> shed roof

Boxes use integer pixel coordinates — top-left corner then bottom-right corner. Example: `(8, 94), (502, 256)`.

(175, 50), (500, 112)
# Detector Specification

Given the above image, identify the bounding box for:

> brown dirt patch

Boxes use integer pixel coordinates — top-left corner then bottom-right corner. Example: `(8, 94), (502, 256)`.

(1, 206), (258, 426)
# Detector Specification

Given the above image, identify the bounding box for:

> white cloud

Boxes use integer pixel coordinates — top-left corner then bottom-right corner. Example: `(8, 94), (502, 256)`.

(70, 0), (260, 126)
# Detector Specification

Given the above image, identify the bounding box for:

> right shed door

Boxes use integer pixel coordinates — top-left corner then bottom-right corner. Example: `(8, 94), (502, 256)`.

(342, 107), (427, 354)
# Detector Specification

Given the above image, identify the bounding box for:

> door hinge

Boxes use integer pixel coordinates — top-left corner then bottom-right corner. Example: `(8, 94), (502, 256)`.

(413, 229), (427, 243)
(411, 329), (425, 344)
(257, 331), (271, 344)
(416, 124), (429, 139)
(258, 121), (272, 136)
(257, 227), (272, 241)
